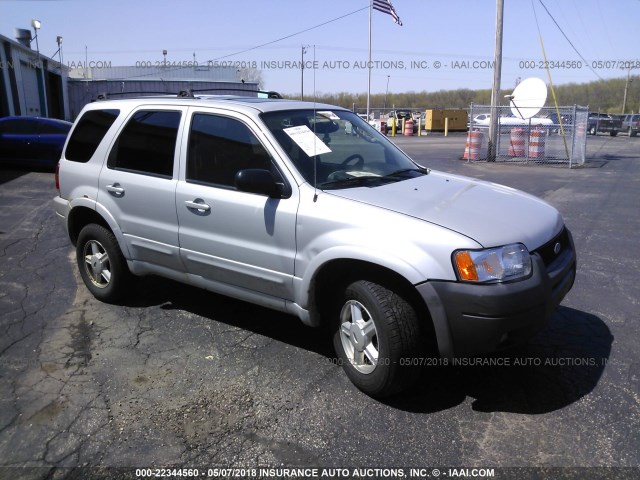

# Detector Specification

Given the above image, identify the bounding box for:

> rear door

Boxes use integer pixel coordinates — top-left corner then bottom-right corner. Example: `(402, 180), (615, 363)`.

(97, 107), (186, 271)
(175, 108), (298, 300)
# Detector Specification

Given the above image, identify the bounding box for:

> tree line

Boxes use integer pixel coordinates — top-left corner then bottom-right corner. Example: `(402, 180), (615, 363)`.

(284, 76), (639, 114)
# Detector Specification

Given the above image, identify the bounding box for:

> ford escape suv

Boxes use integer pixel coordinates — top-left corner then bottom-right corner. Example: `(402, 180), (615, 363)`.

(54, 94), (576, 397)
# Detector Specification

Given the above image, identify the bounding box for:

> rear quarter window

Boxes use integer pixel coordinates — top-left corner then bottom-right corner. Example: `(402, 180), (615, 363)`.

(65, 109), (120, 162)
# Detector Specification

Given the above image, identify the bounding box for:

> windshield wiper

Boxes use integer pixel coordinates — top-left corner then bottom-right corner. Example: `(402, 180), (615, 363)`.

(381, 167), (430, 178)
(318, 175), (383, 189)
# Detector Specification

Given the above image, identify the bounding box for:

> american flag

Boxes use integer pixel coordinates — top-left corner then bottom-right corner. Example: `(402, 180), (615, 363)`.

(373, 0), (403, 26)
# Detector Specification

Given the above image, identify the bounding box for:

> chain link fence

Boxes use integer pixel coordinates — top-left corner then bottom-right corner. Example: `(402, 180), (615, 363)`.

(465, 105), (588, 167)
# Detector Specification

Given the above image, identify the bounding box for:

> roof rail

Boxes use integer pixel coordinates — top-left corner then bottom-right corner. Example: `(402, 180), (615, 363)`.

(184, 88), (283, 99)
(95, 91), (172, 101)
(95, 89), (283, 102)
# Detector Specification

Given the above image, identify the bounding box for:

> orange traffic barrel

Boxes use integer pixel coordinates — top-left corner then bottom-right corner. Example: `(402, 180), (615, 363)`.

(463, 130), (483, 160)
(508, 128), (525, 157)
(404, 118), (414, 136)
(528, 128), (546, 158)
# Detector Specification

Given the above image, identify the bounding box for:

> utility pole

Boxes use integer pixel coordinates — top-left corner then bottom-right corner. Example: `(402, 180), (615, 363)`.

(488, 0), (504, 162)
(622, 68), (632, 114)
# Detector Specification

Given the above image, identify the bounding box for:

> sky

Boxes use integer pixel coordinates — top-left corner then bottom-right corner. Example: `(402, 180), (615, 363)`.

(1, 0), (639, 96)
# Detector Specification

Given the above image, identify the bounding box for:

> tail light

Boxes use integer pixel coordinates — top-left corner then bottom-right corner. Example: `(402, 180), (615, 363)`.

(55, 162), (60, 192)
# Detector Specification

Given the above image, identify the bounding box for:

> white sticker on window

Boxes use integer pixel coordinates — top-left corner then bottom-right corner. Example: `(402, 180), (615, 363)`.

(283, 125), (332, 157)
(317, 111), (340, 120)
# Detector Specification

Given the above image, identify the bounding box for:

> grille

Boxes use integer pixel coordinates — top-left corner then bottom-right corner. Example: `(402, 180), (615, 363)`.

(534, 227), (571, 267)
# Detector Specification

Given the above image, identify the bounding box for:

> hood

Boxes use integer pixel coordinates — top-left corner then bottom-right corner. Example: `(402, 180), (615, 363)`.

(327, 171), (564, 250)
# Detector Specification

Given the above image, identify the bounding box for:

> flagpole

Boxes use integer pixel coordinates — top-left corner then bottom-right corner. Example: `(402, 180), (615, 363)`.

(367, 0), (372, 121)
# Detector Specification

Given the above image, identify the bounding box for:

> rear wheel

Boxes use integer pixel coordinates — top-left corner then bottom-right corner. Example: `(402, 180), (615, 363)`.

(76, 224), (131, 303)
(332, 280), (423, 398)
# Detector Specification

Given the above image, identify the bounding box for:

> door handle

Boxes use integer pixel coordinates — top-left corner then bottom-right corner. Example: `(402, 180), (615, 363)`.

(106, 183), (125, 196)
(185, 199), (211, 212)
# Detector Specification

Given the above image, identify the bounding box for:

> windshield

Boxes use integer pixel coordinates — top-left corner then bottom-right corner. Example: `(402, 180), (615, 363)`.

(260, 109), (423, 189)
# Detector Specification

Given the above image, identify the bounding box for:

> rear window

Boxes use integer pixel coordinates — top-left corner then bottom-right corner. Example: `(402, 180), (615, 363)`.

(65, 109), (120, 162)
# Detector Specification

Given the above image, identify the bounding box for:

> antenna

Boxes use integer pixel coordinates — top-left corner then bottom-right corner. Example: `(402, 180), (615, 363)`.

(507, 77), (548, 119)
(312, 45), (318, 202)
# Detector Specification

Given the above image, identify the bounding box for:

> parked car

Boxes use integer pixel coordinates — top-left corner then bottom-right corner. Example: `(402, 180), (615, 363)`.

(620, 114), (640, 137)
(0, 116), (72, 169)
(55, 95), (576, 398)
(385, 110), (415, 133)
(546, 112), (573, 134)
(587, 113), (621, 136)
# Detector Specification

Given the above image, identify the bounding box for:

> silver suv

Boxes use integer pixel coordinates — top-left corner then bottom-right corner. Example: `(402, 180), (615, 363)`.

(54, 94), (576, 397)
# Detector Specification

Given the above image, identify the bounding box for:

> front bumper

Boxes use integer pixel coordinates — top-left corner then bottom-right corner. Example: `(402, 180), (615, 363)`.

(417, 228), (576, 358)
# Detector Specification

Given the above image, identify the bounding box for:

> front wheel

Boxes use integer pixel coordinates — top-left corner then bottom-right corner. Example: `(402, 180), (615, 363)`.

(333, 280), (423, 397)
(76, 224), (132, 303)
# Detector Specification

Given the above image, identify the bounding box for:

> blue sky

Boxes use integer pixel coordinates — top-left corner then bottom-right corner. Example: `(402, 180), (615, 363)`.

(2, 0), (638, 95)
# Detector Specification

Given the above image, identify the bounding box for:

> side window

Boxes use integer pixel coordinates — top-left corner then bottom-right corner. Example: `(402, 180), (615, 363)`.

(187, 113), (273, 188)
(108, 110), (181, 178)
(66, 109), (119, 162)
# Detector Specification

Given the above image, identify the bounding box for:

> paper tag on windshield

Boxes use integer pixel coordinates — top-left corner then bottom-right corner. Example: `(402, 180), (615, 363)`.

(317, 111), (340, 120)
(283, 125), (332, 157)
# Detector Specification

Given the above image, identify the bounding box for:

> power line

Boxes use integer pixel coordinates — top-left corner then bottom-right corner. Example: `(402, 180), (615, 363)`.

(121, 5), (369, 81)
(537, 0), (603, 80)
(208, 6), (369, 62)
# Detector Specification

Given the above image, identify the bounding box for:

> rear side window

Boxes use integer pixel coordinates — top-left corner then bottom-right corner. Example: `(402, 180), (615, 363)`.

(108, 110), (181, 178)
(66, 109), (119, 162)
(187, 113), (273, 188)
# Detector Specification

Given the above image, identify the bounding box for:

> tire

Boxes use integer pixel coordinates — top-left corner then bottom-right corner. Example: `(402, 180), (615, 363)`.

(610, 131), (617, 137)
(76, 224), (132, 303)
(629, 128), (637, 137)
(332, 280), (423, 398)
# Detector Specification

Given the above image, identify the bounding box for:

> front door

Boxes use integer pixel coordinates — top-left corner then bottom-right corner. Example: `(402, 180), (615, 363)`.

(176, 110), (298, 300)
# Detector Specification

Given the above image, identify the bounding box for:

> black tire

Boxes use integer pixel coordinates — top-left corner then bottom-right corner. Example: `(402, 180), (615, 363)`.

(332, 280), (423, 398)
(76, 224), (131, 303)
(610, 131), (618, 137)
(629, 128), (637, 137)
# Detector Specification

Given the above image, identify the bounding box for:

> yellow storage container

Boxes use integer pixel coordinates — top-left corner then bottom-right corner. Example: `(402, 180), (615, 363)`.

(424, 109), (468, 131)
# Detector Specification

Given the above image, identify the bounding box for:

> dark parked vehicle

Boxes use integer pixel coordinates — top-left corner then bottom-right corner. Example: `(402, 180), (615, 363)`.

(0, 116), (72, 169)
(587, 113), (621, 136)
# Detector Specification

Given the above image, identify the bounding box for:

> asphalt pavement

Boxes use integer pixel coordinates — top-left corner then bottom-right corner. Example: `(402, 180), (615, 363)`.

(0, 133), (638, 479)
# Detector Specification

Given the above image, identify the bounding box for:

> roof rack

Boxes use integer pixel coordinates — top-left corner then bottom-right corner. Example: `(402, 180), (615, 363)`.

(95, 89), (283, 101)
(178, 88), (283, 99)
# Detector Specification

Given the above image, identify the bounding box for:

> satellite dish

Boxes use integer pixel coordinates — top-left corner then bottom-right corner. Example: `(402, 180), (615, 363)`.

(507, 77), (547, 119)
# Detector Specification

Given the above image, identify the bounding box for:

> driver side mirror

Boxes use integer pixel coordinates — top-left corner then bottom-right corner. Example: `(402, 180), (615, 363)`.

(235, 169), (289, 198)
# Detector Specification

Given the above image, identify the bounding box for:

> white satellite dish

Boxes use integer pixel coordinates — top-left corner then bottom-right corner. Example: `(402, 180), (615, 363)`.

(507, 77), (547, 119)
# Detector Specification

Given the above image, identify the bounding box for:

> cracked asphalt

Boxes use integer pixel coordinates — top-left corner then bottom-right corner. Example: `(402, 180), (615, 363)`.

(0, 134), (638, 479)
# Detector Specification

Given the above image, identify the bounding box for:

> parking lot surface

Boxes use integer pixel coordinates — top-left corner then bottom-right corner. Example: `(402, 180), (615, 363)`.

(0, 134), (638, 478)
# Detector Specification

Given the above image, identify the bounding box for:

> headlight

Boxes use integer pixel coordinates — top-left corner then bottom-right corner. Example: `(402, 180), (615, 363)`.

(453, 243), (532, 283)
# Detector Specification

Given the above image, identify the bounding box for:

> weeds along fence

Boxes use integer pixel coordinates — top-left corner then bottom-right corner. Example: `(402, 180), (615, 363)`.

(465, 105), (588, 168)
